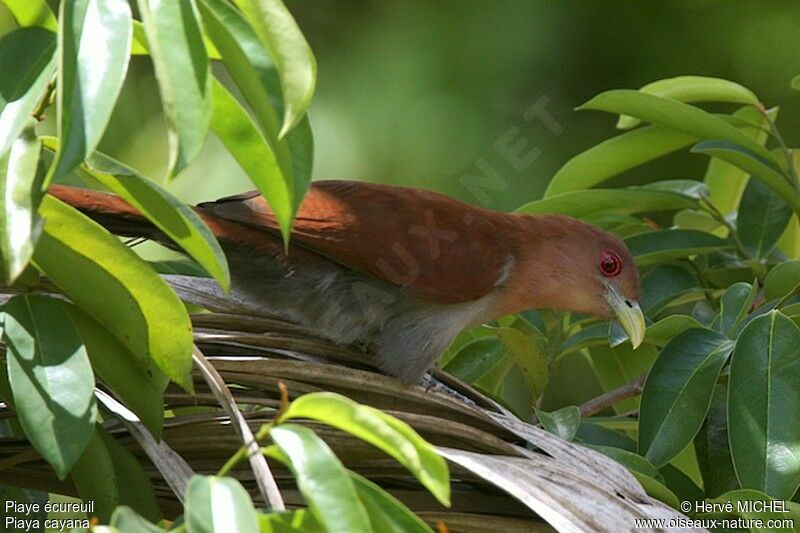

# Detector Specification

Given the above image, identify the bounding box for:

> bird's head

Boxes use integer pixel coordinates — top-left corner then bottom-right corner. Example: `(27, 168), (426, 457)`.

(508, 215), (645, 348)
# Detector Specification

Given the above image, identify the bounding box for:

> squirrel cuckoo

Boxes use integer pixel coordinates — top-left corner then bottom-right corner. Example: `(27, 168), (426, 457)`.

(49, 181), (644, 384)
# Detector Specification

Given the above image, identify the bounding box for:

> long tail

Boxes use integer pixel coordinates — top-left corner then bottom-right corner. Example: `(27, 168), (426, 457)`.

(49, 185), (161, 240)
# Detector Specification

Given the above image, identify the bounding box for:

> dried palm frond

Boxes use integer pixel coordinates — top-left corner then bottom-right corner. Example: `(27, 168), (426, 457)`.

(0, 277), (689, 532)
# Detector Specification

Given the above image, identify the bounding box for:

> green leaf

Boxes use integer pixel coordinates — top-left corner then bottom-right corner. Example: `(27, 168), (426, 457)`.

(617, 76), (759, 129)
(704, 106), (774, 215)
(517, 188), (697, 218)
(624, 229), (731, 265)
(33, 196), (194, 392)
(110, 507), (164, 533)
(543, 125), (697, 197)
(66, 306), (165, 439)
(258, 509), (323, 532)
(612, 315), (706, 348)
(136, 0), (210, 178)
(443, 336), (505, 382)
(50, 0), (132, 183)
(695, 384), (739, 497)
(0, 121), (44, 283)
(492, 326), (549, 400)
(638, 329), (734, 467)
(535, 406), (581, 441)
(268, 424), (371, 532)
(588, 445), (680, 509)
(350, 471), (432, 533)
(0, 27), (56, 158)
(575, 421), (636, 451)
(578, 90), (777, 165)
(199, 0), (313, 240)
(718, 282), (757, 338)
(2, 294), (96, 479)
(185, 475), (258, 533)
(81, 147), (229, 291)
(2, 0), (58, 31)
(737, 179), (793, 259)
(209, 79), (295, 241)
(558, 322), (610, 358)
(98, 427), (162, 523)
(589, 343), (658, 414)
(764, 260), (800, 301)
(692, 140), (800, 215)
(640, 264), (701, 315)
(71, 426), (118, 521)
(232, 0), (316, 137)
(728, 311), (800, 499)
(278, 392), (450, 506)
(636, 179), (710, 199)
(707, 489), (799, 532)
(792, 75), (800, 92)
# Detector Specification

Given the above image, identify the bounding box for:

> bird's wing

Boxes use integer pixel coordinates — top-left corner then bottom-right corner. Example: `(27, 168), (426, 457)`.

(199, 180), (512, 303)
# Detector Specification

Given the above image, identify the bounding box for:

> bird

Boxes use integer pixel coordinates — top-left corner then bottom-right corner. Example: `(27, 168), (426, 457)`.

(49, 180), (644, 384)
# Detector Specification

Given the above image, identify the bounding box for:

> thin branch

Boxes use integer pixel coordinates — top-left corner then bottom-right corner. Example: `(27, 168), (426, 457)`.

(192, 345), (285, 511)
(579, 373), (647, 418)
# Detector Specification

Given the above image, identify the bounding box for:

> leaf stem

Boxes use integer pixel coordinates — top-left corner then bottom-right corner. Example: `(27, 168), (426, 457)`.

(758, 104), (799, 191)
(699, 197), (751, 260)
(32, 81), (56, 122)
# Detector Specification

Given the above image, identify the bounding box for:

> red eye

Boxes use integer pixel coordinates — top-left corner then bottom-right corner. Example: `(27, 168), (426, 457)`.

(599, 251), (622, 277)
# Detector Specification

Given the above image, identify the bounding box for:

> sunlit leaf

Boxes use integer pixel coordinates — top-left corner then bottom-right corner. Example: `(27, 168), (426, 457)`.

(578, 90), (777, 165)
(81, 147), (228, 291)
(0, 121), (43, 283)
(258, 509), (323, 532)
(704, 106), (773, 215)
(639, 329), (733, 467)
(729, 311), (800, 499)
(2, 294), (96, 479)
(232, 0), (316, 137)
(199, 0), (313, 240)
(2, 0), (57, 31)
(185, 475), (258, 533)
(279, 392), (450, 506)
(517, 188), (697, 218)
(692, 140), (800, 215)
(66, 306), (164, 439)
(33, 196), (193, 392)
(136, 0), (210, 178)
(0, 27), (56, 159)
(267, 424), (371, 532)
(617, 76), (759, 129)
(544, 125), (697, 197)
(50, 0), (132, 183)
